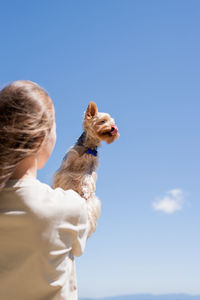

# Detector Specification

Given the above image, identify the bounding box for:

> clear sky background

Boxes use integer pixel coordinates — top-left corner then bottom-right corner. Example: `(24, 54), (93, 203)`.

(0, 0), (200, 298)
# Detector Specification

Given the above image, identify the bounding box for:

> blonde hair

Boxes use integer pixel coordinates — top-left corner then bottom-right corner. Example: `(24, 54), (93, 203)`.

(0, 80), (54, 189)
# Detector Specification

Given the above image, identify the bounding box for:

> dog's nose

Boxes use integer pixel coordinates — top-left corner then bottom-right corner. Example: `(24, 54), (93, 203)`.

(110, 125), (118, 136)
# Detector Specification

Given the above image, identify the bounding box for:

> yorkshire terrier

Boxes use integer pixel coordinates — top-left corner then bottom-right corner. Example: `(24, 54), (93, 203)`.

(53, 102), (119, 235)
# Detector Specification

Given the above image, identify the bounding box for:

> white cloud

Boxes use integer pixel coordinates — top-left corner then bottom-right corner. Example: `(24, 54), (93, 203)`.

(152, 189), (184, 214)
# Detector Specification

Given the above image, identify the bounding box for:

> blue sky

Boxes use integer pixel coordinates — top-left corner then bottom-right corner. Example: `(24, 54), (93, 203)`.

(0, 0), (200, 297)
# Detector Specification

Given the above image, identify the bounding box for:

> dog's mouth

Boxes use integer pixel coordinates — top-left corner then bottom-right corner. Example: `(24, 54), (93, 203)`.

(102, 125), (119, 137)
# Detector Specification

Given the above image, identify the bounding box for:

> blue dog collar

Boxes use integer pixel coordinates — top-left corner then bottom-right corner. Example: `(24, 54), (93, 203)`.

(76, 132), (98, 157)
(86, 148), (98, 157)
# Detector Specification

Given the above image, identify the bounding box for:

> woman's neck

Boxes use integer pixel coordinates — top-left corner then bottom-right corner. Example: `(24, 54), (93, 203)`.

(10, 156), (37, 180)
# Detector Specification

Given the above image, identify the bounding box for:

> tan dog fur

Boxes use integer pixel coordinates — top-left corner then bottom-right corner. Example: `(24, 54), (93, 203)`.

(53, 102), (119, 236)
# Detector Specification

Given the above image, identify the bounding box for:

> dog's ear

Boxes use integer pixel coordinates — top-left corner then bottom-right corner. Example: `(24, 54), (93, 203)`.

(85, 102), (98, 119)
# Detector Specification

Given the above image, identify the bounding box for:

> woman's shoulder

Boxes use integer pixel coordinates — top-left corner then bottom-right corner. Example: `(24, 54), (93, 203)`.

(38, 179), (86, 209)
(4, 177), (87, 221)
(35, 180), (89, 236)
(35, 179), (87, 217)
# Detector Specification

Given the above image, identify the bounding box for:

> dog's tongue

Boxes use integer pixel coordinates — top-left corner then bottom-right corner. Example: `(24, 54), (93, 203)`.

(111, 125), (118, 136)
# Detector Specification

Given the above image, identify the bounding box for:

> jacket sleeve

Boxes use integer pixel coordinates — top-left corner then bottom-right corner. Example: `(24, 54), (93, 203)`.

(54, 188), (100, 257)
(71, 197), (89, 257)
(52, 188), (89, 257)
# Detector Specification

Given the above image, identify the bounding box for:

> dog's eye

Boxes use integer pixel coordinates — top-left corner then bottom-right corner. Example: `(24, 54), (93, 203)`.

(101, 120), (106, 124)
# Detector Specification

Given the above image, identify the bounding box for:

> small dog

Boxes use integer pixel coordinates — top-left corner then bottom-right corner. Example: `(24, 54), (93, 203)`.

(53, 102), (119, 235)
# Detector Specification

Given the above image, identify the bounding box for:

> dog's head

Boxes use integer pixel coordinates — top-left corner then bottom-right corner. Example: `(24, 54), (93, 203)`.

(83, 102), (119, 144)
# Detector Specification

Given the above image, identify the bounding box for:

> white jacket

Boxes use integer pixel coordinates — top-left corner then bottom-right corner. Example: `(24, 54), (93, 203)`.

(0, 178), (89, 300)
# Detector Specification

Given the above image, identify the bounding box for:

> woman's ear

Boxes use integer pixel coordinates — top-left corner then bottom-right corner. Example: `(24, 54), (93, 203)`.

(84, 102), (98, 120)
